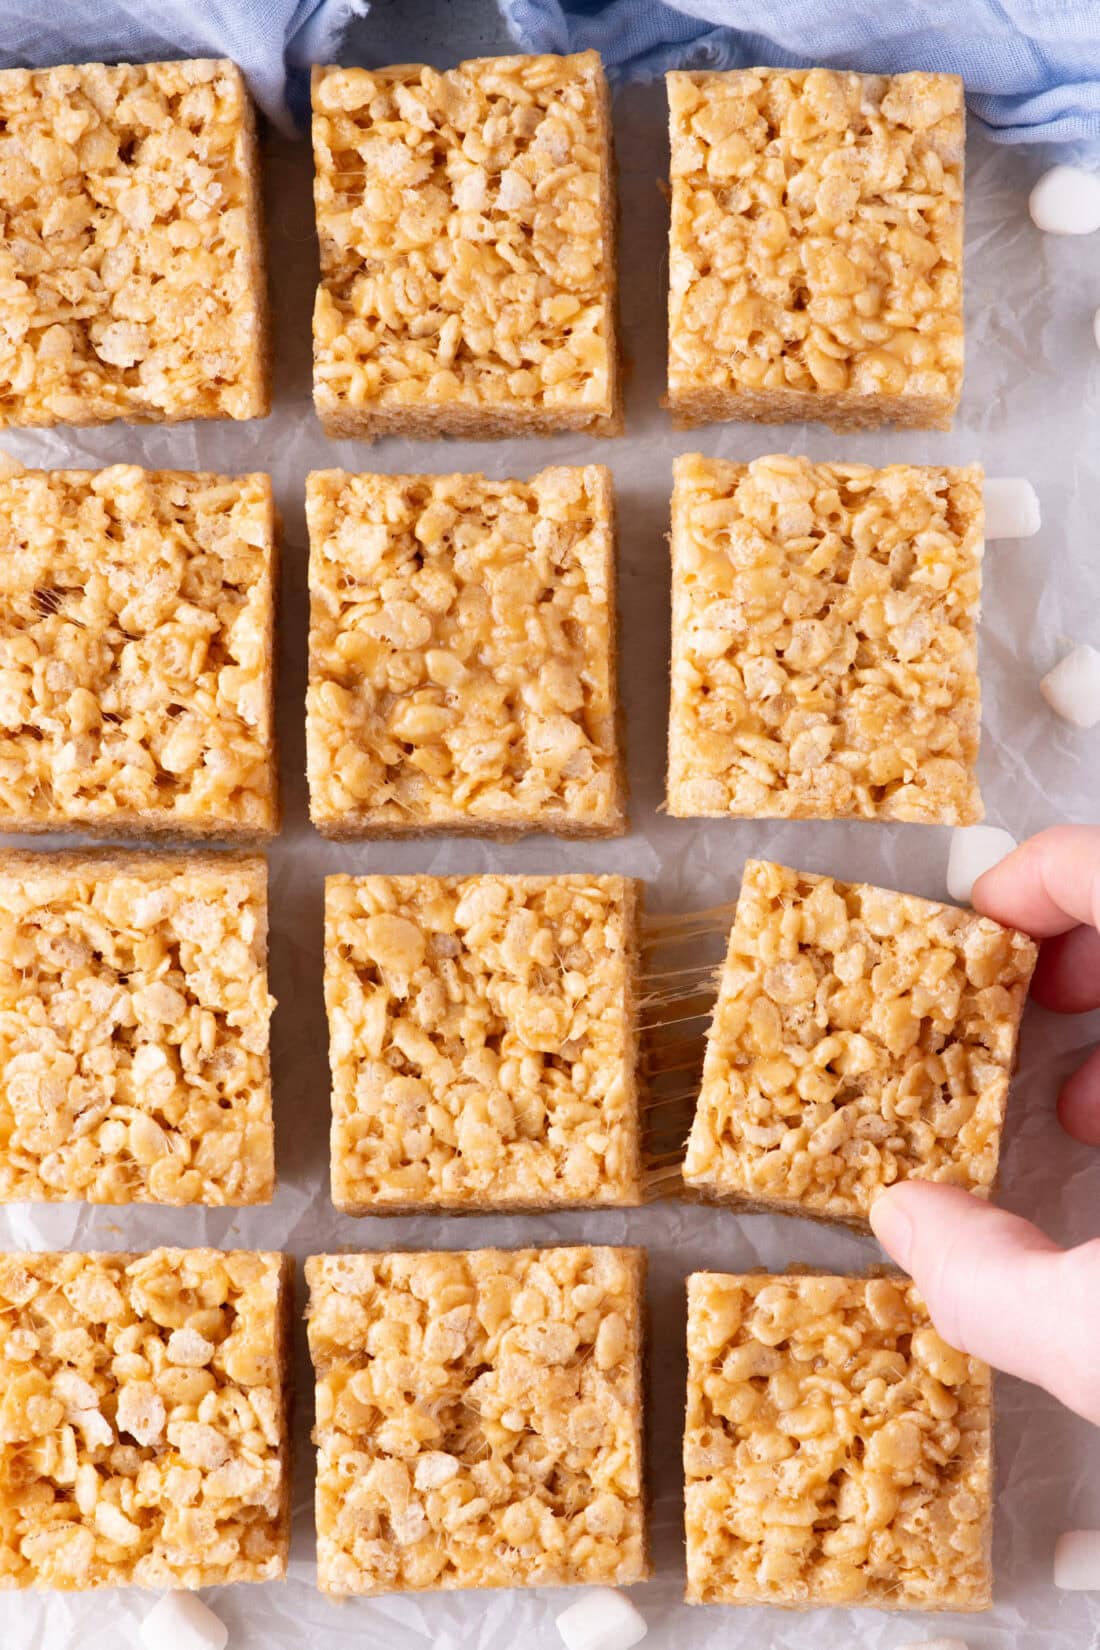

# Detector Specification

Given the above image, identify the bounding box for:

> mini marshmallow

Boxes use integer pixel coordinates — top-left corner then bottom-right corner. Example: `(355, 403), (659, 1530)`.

(947, 825), (1018, 905)
(139, 1592), (228, 1650)
(556, 1588), (648, 1650)
(1029, 165), (1100, 235)
(1040, 644), (1100, 728)
(983, 477), (1041, 540)
(1054, 1529), (1100, 1590)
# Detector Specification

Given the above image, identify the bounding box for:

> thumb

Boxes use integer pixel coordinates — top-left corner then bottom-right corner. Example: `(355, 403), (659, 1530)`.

(870, 1182), (1100, 1426)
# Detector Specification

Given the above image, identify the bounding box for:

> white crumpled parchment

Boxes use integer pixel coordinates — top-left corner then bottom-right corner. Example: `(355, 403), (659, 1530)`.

(1, 83), (1099, 1650)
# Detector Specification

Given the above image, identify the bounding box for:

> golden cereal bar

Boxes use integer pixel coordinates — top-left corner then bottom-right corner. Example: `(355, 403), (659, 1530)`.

(0, 1249), (291, 1590)
(306, 466), (624, 836)
(325, 874), (641, 1212)
(667, 454), (983, 824)
(666, 67), (964, 432)
(684, 860), (1037, 1226)
(0, 853), (275, 1206)
(684, 1271), (993, 1609)
(306, 1246), (648, 1595)
(0, 464), (278, 838)
(311, 52), (620, 440)
(0, 59), (269, 429)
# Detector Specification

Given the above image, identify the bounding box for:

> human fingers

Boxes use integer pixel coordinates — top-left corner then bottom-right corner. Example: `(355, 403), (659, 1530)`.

(1031, 924), (1100, 1013)
(1057, 1045), (1100, 1147)
(971, 823), (1100, 937)
(870, 1181), (1100, 1426)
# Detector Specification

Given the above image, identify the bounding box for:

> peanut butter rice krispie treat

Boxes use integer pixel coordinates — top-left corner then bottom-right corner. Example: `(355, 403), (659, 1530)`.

(667, 454), (983, 825)
(0, 1248), (291, 1590)
(666, 67), (964, 431)
(0, 463), (278, 838)
(0, 59), (269, 429)
(684, 859), (1038, 1227)
(325, 874), (641, 1213)
(310, 51), (620, 440)
(306, 1246), (647, 1596)
(684, 1271), (993, 1609)
(306, 466), (624, 837)
(0, 853), (275, 1206)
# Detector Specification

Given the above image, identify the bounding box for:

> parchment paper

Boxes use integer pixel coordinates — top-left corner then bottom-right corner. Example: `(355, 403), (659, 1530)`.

(1, 83), (1099, 1650)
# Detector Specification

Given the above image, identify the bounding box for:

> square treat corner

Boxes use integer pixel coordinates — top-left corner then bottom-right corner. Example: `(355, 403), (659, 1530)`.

(306, 466), (624, 836)
(0, 852), (275, 1205)
(0, 58), (269, 429)
(305, 1245), (648, 1595)
(310, 52), (619, 440)
(667, 454), (983, 824)
(683, 859), (1038, 1226)
(324, 872), (641, 1212)
(0, 463), (278, 838)
(0, 1248), (291, 1589)
(683, 1270), (992, 1609)
(666, 66), (964, 432)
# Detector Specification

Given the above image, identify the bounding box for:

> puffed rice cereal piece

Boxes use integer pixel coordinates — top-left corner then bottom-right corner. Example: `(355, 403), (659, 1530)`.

(0, 1248), (291, 1589)
(0, 853), (275, 1205)
(684, 1271), (993, 1609)
(306, 466), (624, 837)
(667, 454), (984, 825)
(311, 52), (620, 440)
(683, 859), (1038, 1227)
(666, 67), (964, 431)
(306, 1246), (648, 1595)
(325, 874), (641, 1212)
(0, 60), (268, 429)
(0, 464), (278, 838)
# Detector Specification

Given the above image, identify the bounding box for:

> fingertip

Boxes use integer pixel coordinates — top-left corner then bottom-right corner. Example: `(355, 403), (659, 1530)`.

(1058, 1049), (1100, 1145)
(869, 1184), (914, 1269)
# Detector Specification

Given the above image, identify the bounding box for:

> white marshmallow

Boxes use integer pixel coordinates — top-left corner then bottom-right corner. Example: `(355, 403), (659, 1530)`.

(1029, 165), (1100, 235)
(983, 477), (1041, 540)
(556, 1588), (648, 1650)
(1054, 1529), (1100, 1590)
(1041, 644), (1100, 728)
(947, 826), (1018, 905)
(139, 1592), (228, 1650)
(1094, 305), (1100, 353)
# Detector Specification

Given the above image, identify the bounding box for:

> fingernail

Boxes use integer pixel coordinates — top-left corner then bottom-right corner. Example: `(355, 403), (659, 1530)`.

(870, 1191), (914, 1269)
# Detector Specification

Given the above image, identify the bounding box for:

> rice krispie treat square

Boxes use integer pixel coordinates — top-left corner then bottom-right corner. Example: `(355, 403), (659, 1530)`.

(666, 67), (964, 432)
(325, 873), (641, 1213)
(0, 463), (278, 838)
(310, 51), (620, 440)
(684, 859), (1038, 1227)
(684, 1271), (993, 1609)
(667, 454), (983, 825)
(0, 853), (275, 1206)
(0, 59), (268, 429)
(306, 1246), (648, 1596)
(0, 1248), (291, 1590)
(306, 466), (624, 837)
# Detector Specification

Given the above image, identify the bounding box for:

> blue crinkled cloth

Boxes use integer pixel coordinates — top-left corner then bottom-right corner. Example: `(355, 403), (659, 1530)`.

(0, 0), (369, 132)
(498, 0), (1100, 144)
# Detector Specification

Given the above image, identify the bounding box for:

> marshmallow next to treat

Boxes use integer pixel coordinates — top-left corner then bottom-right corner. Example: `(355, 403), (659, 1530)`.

(1054, 1530), (1100, 1590)
(556, 1588), (648, 1650)
(947, 826), (1018, 905)
(983, 477), (1041, 539)
(1041, 644), (1100, 728)
(139, 1592), (228, 1650)
(1029, 165), (1100, 235)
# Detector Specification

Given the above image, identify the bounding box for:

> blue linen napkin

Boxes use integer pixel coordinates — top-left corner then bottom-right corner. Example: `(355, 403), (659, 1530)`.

(498, 0), (1100, 143)
(0, 0), (367, 132)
